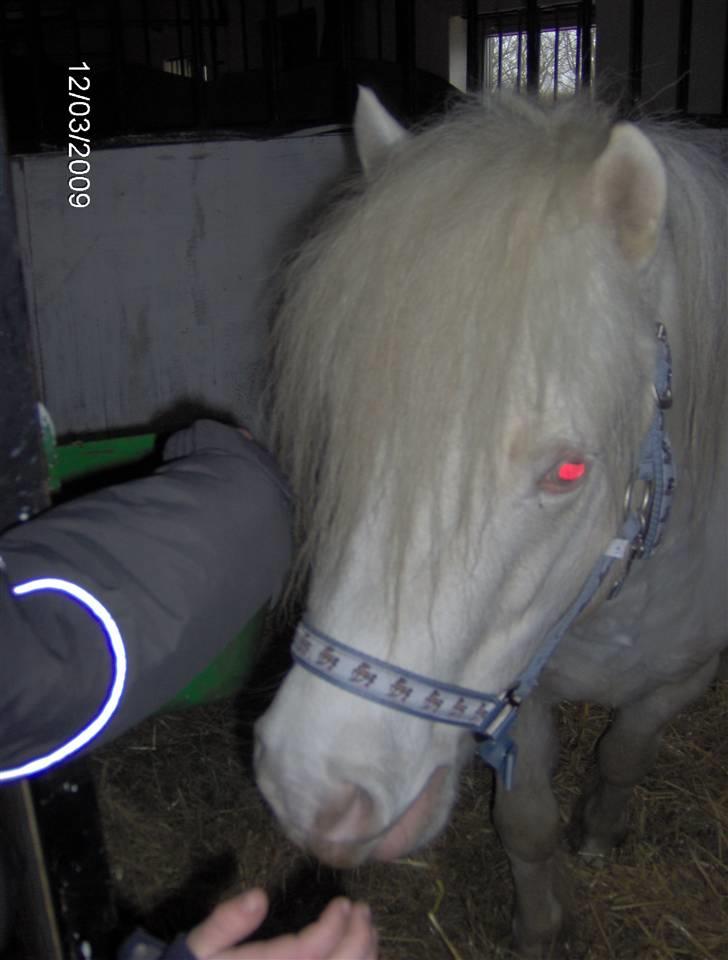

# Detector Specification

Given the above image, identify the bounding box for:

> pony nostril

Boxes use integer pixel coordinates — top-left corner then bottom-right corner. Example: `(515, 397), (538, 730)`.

(314, 783), (376, 845)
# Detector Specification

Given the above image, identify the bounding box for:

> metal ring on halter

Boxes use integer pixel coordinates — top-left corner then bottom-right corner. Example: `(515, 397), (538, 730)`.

(635, 480), (654, 557)
(623, 476), (654, 529)
(652, 382), (673, 409)
(617, 476), (653, 574)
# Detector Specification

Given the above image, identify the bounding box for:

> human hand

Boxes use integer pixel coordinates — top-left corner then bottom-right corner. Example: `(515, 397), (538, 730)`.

(185, 887), (378, 960)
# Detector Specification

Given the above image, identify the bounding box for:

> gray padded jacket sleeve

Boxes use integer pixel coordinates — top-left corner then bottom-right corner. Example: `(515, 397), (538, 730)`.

(0, 421), (292, 777)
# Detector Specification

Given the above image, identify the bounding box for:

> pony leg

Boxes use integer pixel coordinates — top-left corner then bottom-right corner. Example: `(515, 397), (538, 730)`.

(492, 694), (565, 959)
(578, 653), (719, 859)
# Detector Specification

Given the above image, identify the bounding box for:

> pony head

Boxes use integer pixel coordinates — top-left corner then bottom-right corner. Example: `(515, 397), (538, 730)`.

(255, 89), (674, 866)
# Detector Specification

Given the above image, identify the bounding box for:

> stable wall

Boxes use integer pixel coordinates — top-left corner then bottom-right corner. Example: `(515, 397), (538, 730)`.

(12, 130), (354, 439)
(597, 0), (728, 113)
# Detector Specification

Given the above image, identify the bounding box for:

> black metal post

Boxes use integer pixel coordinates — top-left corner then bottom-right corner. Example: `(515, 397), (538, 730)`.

(208, 0), (220, 82)
(376, 0), (383, 61)
(629, 0), (644, 104)
(723, 1), (728, 116)
(263, 0), (279, 123)
(497, 25), (503, 88)
(110, 0), (127, 133)
(526, 0), (540, 94)
(239, 0), (249, 72)
(395, 0), (416, 117)
(466, 0), (480, 94)
(23, 0), (44, 151)
(190, 0), (207, 126)
(340, 0), (354, 114)
(516, 13), (524, 92)
(579, 0), (593, 89)
(0, 76), (46, 532)
(142, 0), (152, 66)
(676, 0), (693, 112)
(72, 1), (83, 72)
(175, 0), (186, 74)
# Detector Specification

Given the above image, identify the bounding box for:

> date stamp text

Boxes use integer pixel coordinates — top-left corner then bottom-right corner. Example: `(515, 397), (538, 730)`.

(67, 63), (91, 208)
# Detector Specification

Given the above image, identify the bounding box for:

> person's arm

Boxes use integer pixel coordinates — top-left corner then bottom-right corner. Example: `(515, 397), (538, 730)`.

(0, 421), (292, 779)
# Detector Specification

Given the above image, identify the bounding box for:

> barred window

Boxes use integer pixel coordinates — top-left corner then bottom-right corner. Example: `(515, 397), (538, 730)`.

(485, 23), (596, 97)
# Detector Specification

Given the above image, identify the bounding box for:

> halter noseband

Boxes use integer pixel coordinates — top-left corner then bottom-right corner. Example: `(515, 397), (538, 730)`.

(291, 323), (675, 789)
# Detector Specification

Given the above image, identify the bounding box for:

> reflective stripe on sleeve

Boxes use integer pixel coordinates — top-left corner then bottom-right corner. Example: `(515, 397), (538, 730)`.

(0, 577), (128, 781)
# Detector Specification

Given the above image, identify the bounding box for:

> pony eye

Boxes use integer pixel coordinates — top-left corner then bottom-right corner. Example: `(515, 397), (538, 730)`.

(557, 461), (586, 482)
(539, 459), (588, 493)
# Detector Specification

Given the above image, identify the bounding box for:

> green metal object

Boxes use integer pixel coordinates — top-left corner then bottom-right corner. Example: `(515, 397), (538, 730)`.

(50, 426), (267, 708)
(50, 433), (157, 492)
(164, 602), (268, 710)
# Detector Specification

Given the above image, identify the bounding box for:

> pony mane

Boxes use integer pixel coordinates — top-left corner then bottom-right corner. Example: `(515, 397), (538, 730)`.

(640, 120), (728, 501)
(267, 95), (728, 596)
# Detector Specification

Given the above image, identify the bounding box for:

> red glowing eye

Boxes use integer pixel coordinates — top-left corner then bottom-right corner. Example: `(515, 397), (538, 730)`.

(557, 461), (586, 482)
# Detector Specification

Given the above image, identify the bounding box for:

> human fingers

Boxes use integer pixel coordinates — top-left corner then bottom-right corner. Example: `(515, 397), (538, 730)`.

(287, 897), (356, 958)
(279, 898), (378, 960)
(325, 902), (378, 960)
(185, 888), (268, 959)
(228, 897), (354, 960)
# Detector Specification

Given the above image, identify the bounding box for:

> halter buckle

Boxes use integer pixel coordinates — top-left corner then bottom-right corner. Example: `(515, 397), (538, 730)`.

(623, 475), (654, 543)
(609, 474), (654, 599)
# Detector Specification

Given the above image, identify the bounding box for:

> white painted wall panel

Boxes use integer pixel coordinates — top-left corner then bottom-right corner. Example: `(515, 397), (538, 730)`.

(12, 131), (354, 438)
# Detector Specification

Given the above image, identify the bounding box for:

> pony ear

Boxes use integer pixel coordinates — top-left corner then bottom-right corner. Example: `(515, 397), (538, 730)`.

(591, 123), (667, 266)
(354, 86), (408, 175)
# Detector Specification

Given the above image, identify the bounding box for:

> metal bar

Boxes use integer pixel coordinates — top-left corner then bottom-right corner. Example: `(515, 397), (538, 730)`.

(190, 0), (206, 124)
(553, 17), (560, 99)
(676, 0), (693, 111)
(396, 0), (416, 115)
(517, 15), (523, 92)
(142, 0), (151, 66)
(526, 0), (540, 94)
(0, 70), (47, 529)
(466, 0), (480, 93)
(263, 0), (279, 122)
(72, 0), (83, 69)
(208, 0), (219, 81)
(575, 15), (582, 91)
(0, 784), (63, 960)
(110, 0), (127, 133)
(176, 0), (186, 73)
(723, 0), (728, 116)
(579, 0), (593, 90)
(630, 0), (644, 104)
(24, 0), (44, 150)
(497, 21), (503, 88)
(338, 0), (355, 119)
(583, 18), (592, 89)
(33, 763), (119, 957)
(239, 0), (249, 71)
(377, 0), (383, 60)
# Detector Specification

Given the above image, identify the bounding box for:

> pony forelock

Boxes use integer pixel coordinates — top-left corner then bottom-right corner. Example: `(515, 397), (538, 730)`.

(268, 94), (728, 600)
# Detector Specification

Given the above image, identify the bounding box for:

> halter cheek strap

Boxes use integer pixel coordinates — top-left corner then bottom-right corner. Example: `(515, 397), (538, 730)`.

(291, 324), (675, 789)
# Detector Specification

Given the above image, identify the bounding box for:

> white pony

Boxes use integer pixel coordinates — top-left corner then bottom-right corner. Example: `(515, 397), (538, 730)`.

(255, 89), (728, 957)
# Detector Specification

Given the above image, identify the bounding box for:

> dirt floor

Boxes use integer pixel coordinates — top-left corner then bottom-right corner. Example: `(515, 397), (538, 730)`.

(92, 620), (728, 960)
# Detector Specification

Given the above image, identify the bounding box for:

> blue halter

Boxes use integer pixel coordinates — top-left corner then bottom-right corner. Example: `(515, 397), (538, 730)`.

(291, 323), (675, 789)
